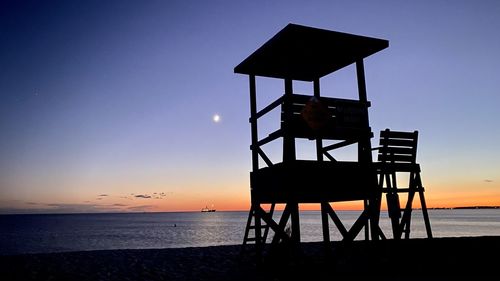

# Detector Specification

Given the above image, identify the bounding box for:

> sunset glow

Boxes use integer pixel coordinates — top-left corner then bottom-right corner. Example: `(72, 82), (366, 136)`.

(1, 1), (500, 214)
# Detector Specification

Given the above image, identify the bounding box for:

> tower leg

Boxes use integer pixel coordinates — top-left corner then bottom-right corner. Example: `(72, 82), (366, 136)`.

(254, 205), (263, 255)
(369, 196), (382, 241)
(290, 202), (301, 245)
(364, 200), (370, 240)
(321, 202), (330, 245)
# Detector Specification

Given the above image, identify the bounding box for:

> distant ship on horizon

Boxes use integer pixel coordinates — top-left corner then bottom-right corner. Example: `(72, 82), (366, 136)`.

(201, 204), (216, 212)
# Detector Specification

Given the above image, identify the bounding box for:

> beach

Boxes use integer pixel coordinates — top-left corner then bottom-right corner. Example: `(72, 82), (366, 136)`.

(1, 236), (499, 280)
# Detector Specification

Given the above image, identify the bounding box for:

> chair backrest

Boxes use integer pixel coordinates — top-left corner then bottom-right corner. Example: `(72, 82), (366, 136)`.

(377, 129), (418, 164)
(283, 94), (372, 141)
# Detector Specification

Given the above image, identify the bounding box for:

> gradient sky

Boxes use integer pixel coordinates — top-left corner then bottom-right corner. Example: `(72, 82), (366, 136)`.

(1, 0), (500, 213)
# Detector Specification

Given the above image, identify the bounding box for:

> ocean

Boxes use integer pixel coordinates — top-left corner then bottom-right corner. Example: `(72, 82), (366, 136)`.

(1, 209), (499, 255)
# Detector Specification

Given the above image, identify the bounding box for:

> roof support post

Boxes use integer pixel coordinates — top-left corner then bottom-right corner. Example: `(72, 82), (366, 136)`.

(283, 78), (296, 163)
(356, 59), (367, 103)
(356, 59), (379, 240)
(355, 59), (372, 163)
(314, 78), (323, 162)
(249, 75), (259, 172)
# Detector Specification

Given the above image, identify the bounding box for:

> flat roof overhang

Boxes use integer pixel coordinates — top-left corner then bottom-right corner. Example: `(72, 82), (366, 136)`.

(234, 23), (389, 81)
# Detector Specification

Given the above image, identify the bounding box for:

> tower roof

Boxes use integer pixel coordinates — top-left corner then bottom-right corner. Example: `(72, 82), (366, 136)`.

(234, 23), (389, 81)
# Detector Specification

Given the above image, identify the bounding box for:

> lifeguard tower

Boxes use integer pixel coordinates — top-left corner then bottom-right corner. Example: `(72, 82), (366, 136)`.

(235, 23), (389, 255)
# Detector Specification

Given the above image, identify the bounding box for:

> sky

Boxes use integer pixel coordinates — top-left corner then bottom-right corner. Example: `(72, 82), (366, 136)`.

(1, 0), (500, 214)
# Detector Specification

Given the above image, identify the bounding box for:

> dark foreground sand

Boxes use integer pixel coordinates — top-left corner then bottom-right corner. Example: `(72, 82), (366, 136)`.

(1, 236), (499, 280)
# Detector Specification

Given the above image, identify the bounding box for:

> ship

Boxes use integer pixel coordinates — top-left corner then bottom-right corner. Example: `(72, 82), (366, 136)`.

(201, 204), (216, 212)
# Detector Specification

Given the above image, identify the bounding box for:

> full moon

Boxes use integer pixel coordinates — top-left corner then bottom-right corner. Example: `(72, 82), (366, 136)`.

(212, 114), (221, 123)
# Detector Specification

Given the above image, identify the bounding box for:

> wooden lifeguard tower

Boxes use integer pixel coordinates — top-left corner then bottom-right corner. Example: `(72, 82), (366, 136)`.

(235, 23), (389, 254)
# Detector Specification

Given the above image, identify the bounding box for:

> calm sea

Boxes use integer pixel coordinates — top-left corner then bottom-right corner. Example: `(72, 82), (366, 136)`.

(1, 209), (499, 255)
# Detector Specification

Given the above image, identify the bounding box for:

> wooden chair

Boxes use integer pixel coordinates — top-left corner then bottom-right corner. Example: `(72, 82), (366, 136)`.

(373, 129), (432, 239)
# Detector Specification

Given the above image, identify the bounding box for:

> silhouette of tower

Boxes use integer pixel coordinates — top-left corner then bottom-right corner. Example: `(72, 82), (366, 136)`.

(235, 23), (389, 256)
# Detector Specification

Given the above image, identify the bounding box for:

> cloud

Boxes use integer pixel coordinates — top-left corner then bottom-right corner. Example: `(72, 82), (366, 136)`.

(127, 205), (155, 212)
(25, 203), (126, 214)
(25, 202), (39, 205)
(133, 192), (171, 199)
(484, 179), (493, 183)
(126, 191), (171, 200)
(152, 192), (171, 199)
(0, 202), (157, 215)
(98, 194), (108, 197)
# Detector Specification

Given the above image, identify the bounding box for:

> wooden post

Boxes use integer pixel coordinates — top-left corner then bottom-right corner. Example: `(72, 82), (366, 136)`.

(248, 75), (263, 256)
(356, 59), (370, 240)
(283, 78), (299, 247)
(283, 78), (296, 163)
(321, 202), (330, 245)
(355, 59), (372, 164)
(416, 173), (433, 238)
(290, 201), (301, 245)
(356, 59), (380, 241)
(315, 79), (330, 247)
(313, 78), (323, 161)
(249, 75), (259, 172)
(356, 60), (367, 103)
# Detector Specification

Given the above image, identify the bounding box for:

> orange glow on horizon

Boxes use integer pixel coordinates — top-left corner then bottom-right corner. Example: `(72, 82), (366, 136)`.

(112, 183), (500, 212)
(3, 181), (500, 214)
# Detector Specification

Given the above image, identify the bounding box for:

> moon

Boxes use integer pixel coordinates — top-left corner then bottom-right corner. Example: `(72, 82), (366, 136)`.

(212, 114), (221, 123)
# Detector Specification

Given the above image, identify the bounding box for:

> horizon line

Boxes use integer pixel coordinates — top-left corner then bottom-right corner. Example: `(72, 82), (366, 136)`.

(1, 205), (499, 216)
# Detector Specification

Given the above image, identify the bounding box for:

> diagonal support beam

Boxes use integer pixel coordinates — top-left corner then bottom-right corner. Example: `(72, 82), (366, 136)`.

(323, 203), (348, 238)
(323, 151), (337, 162)
(271, 204), (292, 244)
(257, 147), (273, 167)
(255, 206), (291, 244)
(262, 203), (276, 242)
(343, 210), (368, 241)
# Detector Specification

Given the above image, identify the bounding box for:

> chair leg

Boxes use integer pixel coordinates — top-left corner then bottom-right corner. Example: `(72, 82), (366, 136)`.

(387, 192), (401, 239)
(415, 173), (433, 238)
(401, 192), (414, 239)
(401, 172), (418, 239)
(385, 171), (401, 239)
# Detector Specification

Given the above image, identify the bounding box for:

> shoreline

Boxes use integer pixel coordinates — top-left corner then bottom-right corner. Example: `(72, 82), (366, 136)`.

(1, 236), (499, 280)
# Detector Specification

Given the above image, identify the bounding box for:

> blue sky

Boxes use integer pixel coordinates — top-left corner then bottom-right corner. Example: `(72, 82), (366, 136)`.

(1, 0), (500, 213)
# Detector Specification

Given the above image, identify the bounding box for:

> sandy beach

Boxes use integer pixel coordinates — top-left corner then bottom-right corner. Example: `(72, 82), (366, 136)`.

(1, 236), (499, 280)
